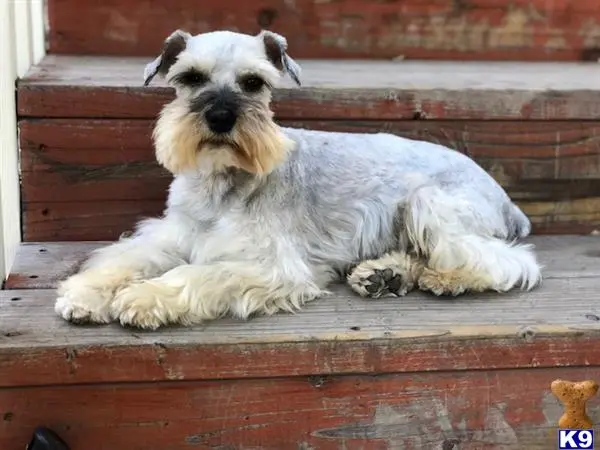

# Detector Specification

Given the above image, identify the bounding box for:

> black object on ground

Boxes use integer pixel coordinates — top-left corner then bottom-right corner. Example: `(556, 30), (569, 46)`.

(26, 426), (70, 450)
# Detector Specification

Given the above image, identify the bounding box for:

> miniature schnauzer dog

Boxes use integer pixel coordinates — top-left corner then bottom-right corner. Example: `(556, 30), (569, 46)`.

(55, 29), (542, 329)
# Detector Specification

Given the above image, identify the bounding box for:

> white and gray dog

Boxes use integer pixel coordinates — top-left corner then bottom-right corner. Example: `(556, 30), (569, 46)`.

(55, 29), (542, 329)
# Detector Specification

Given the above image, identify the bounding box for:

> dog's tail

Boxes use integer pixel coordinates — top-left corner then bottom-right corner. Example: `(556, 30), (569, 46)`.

(403, 181), (542, 292)
(505, 202), (531, 239)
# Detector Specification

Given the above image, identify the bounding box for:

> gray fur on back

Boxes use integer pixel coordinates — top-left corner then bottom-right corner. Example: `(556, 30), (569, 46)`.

(168, 127), (529, 272)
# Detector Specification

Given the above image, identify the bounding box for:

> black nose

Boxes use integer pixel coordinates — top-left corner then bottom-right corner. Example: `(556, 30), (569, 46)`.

(205, 108), (237, 134)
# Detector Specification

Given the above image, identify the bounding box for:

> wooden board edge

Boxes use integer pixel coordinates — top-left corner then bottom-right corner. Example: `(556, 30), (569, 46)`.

(1, 328), (600, 387)
(16, 83), (600, 120)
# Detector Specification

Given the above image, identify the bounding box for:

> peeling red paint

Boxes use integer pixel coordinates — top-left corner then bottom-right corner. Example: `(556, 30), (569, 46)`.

(48, 0), (600, 60)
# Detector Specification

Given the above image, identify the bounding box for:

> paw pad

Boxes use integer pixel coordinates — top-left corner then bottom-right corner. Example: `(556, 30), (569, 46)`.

(353, 268), (405, 298)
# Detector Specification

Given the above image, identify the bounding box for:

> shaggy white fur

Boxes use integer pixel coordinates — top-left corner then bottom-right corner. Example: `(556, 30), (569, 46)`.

(55, 29), (542, 329)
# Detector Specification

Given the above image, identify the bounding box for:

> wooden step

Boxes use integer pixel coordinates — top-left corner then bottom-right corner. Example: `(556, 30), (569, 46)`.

(17, 55), (600, 240)
(1, 236), (600, 449)
(18, 55), (600, 120)
(47, 0), (600, 61)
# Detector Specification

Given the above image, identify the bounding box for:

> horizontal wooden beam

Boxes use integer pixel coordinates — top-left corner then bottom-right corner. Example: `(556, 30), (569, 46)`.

(47, 0), (600, 62)
(17, 56), (600, 120)
(18, 119), (600, 240)
(1, 366), (597, 449)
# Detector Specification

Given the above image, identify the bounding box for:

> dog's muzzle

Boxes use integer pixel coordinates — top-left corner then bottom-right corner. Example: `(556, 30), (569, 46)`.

(205, 106), (237, 134)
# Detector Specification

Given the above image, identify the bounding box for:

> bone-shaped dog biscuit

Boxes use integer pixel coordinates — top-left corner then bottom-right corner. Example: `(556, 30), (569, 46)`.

(551, 379), (598, 429)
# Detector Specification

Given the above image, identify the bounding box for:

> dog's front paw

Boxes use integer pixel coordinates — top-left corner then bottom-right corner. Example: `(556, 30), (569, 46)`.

(112, 281), (187, 330)
(55, 272), (121, 324)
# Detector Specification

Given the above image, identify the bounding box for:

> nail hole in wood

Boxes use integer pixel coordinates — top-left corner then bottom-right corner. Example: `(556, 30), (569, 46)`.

(308, 375), (326, 388)
(41, 208), (50, 216)
(29, 275), (39, 279)
(350, 326), (361, 331)
(518, 327), (536, 342)
(585, 313), (600, 321)
(3, 331), (22, 337)
(442, 439), (461, 450)
(39, 248), (47, 253)
(3, 412), (13, 422)
(10, 297), (21, 302)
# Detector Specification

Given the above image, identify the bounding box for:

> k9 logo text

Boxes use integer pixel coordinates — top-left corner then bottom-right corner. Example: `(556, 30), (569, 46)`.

(558, 429), (594, 449)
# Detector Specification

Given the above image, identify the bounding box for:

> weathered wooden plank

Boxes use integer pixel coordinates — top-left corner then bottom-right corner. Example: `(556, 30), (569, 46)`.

(3, 242), (107, 289)
(21, 118), (600, 179)
(47, 0), (600, 62)
(19, 119), (600, 240)
(4, 278), (600, 343)
(23, 56), (600, 91)
(22, 175), (170, 203)
(17, 55), (600, 120)
(6, 236), (600, 290)
(1, 367), (598, 449)
(27, 197), (600, 240)
(23, 201), (165, 242)
(23, 119), (600, 174)
(2, 273), (600, 386)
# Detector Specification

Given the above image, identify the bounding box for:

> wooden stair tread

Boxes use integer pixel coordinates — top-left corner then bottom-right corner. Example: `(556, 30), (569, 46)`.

(2, 236), (600, 387)
(17, 55), (600, 120)
(22, 55), (600, 90)
(6, 236), (600, 289)
(2, 278), (599, 348)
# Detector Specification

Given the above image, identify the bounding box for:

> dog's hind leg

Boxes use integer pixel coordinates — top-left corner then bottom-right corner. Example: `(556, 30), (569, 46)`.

(405, 184), (542, 296)
(347, 251), (424, 298)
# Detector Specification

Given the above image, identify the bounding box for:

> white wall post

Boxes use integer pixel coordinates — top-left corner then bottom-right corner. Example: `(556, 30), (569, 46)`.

(0, 0), (46, 280)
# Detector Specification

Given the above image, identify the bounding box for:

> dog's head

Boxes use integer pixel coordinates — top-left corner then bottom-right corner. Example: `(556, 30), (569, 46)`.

(144, 29), (301, 176)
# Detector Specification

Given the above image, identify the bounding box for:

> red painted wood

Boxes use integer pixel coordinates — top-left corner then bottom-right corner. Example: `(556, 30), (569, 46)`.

(23, 201), (165, 241)
(18, 119), (600, 241)
(0, 367), (597, 449)
(1, 333), (599, 388)
(18, 83), (600, 121)
(47, 0), (600, 61)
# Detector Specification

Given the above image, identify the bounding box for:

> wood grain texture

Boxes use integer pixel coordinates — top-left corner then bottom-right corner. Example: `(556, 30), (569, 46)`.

(2, 238), (600, 448)
(6, 236), (600, 290)
(3, 284), (600, 387)
(2, 235), (600, 386)
(4, 241), (108, 289)
(17, 55), (600, 120)
(47, 0), (600, 62)
(24, 201), (166, 242)
(19, 119), (600, 240)
(1, 367), (599, 450)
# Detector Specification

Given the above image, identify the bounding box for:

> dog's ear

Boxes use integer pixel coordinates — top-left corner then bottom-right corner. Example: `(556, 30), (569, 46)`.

(259, 30), (301, 86)
(144, 29), (192, 86)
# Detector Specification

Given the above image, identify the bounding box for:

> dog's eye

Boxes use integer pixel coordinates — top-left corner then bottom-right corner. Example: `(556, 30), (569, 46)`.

(174, 71), (208, 87)
(240, 76), (265, 93)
